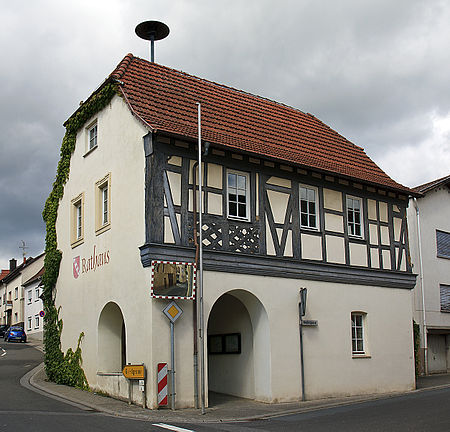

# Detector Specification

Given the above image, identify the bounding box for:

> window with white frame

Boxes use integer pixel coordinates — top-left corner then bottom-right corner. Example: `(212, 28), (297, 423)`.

(35, 287), (40, 302)
(14, 287), (18, 300)
(27, 290), (32, 304)
(300, 185), (319, 230)
(35, 314), (40, 329)
(351, 312), (366, 355)
(440, 284), (450, 313)
(95, 173), (111, 234)
(88, 122), (98, 150)
(227, 170), (250, 221)
(347, 196), (363, 237)
(27, 316), (32, 331)
(71, 193), (84, 247)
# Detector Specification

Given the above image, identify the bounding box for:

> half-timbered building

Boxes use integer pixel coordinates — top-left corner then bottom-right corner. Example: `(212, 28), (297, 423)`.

(54, 53), (417, 408)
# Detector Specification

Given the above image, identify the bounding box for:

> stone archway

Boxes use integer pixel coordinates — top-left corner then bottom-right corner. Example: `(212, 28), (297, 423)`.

(207, 289), (271, 402)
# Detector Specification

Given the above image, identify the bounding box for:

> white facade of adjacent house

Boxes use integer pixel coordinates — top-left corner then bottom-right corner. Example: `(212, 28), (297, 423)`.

(408, 175), (450, 374)
(23, 267), (45, 341)
(0, 255), (44, 329)
(53, 55), (417, 410)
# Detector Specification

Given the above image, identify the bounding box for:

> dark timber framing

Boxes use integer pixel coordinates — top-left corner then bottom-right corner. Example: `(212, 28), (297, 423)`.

(141, 134), (415, 289)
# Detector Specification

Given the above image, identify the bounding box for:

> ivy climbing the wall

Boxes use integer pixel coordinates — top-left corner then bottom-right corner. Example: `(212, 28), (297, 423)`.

(42, 82), (118, 389)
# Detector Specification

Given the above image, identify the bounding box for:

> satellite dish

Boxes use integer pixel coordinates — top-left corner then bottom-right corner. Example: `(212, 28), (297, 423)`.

(135, 21), (170, 62)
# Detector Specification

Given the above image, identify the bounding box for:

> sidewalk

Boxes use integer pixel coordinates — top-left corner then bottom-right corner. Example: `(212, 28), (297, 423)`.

(25, 344), (450, 424)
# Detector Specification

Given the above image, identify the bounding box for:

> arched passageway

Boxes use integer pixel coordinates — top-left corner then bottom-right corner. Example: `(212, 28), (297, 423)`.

(207, 290), (271, 402)
(98, 302), (126, 372)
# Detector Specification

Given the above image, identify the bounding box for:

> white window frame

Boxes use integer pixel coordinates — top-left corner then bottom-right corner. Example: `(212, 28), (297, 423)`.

(226, 170), (250, 221)
(300, 184), (319, 230)
(34, 314), (40, 329)
(27, 316), (32, 331)
(351, 312), (367, 356)
(35, 287), (40, 302)
(71, 193), (84, 248)
(347, 196), (364, 238)
(27, 290), (32, 305)
(14, 287), (18, 300)
(88, 122), (98, 151)
(95, 173), (111, 234)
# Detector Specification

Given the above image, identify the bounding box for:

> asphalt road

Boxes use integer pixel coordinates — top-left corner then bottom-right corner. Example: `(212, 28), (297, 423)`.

(1, 342), (449, 432)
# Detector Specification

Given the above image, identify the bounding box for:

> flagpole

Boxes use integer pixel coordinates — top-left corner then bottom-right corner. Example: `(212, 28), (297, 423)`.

(196, 102), (206, 414)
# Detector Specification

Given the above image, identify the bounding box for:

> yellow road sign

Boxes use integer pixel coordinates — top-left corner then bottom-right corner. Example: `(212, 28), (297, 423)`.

(122, 364), (145, 379)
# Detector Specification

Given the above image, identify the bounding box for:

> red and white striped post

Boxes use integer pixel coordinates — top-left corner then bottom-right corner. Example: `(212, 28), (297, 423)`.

(157, 363), (168, 406)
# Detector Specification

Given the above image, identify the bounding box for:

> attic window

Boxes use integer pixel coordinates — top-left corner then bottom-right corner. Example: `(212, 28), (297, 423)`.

(85, 121), (98, 154)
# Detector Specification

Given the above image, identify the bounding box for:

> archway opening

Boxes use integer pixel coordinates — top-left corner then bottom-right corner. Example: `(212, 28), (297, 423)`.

(98, 302), (126, 372)
(207, 290), (271, 403)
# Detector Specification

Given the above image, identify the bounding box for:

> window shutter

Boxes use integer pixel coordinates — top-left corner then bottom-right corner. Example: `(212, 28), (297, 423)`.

(436, 230), (450, 258)
(440, 285), (450, 313)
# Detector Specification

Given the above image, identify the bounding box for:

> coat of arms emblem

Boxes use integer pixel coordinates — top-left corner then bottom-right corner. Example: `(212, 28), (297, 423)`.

(73, 256), (80, 279)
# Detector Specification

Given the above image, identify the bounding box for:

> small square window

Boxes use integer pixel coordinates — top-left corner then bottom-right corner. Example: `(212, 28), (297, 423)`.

(71, 193), (84, 247)
(347, 196), (363, 238)
(95, 173), (111, 234)
(227, 170), (250, 221)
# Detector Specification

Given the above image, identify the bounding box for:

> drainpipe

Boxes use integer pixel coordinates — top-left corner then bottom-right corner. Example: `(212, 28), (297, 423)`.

(413, 197), (428, 375)
(192, 161), (199, 409)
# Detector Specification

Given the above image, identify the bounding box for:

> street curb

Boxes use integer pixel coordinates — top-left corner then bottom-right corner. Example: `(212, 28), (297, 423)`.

(23, 360), (450, 424)
(21, 363), (96, 412)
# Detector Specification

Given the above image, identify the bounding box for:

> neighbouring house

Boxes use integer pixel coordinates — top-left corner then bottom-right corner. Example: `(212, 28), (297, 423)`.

(0, 268), (10, 324)
(23, 266), (45, 341)
(52, 53), (418, 409)
(0, 255), (44, 328)
(408, 174), (450, 374)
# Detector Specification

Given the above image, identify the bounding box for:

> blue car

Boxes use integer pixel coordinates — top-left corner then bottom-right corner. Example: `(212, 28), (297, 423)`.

(4, 326), (27, 343)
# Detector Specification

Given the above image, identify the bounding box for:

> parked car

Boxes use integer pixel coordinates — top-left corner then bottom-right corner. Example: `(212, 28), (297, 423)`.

(0, 324), (8, 338)
(4, 326), (27, 342)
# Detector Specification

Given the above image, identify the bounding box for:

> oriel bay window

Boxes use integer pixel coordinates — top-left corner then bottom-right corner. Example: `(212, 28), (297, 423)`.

(227, 170), (250, 221)
(300, 185), (318, 230)
(347, 196), (363, 237)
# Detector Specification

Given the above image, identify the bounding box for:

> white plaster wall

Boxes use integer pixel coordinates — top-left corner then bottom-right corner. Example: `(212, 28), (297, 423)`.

(24, 281), (44, 339)
(408, 188), (450, 343)
(54, 95), (153, 406)
(203, 271), (415, 402)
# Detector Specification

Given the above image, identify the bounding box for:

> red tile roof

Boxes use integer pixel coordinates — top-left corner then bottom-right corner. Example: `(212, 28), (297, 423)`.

(106, 54), (412, 193)
(0, 269), (9, 282)
(413, 173), (450, 193)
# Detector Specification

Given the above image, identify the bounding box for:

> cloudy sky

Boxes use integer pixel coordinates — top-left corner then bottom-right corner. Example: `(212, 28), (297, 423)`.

(1, 0), (449, 267)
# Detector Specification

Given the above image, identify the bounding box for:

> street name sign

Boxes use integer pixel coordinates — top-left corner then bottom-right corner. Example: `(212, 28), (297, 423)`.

(122, 364), (145, 379)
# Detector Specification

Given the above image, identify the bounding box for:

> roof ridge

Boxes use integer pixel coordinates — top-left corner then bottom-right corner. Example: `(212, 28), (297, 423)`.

(130, 55), (310, 117)
(110, 53), (134, 80)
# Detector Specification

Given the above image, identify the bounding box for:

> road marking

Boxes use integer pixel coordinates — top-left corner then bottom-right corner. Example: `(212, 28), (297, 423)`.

(1, 348), (6, 357)
(152, 424), (195, 432)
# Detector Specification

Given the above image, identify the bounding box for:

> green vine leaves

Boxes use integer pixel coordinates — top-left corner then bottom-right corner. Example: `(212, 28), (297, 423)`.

(42, 83), (118, 389)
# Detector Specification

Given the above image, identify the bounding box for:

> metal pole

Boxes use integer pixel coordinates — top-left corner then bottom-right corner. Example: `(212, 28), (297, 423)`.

(170, 320), (175, 410)
(197, 102), (206, 414)
(414, 197), (428, 374)
(150, 34), (155, 62)
(299, 305), (306, 401)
